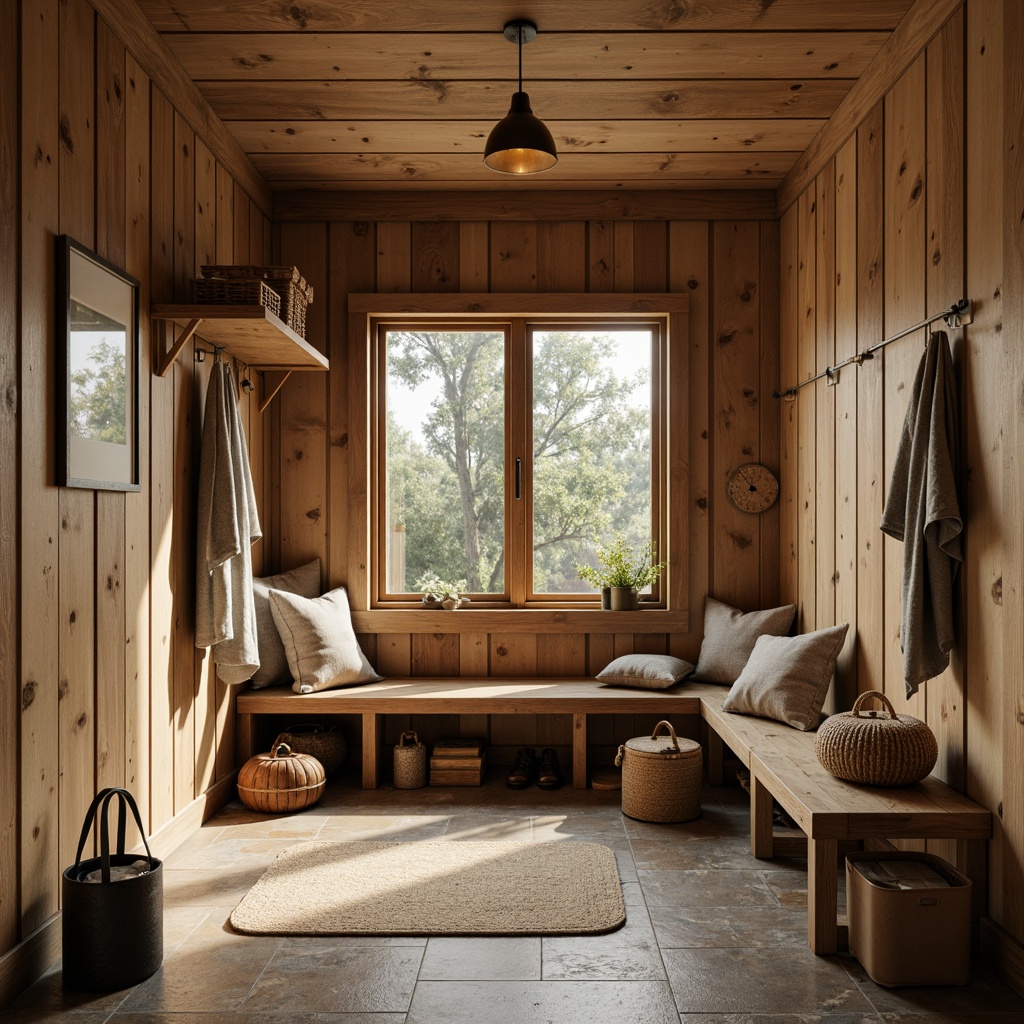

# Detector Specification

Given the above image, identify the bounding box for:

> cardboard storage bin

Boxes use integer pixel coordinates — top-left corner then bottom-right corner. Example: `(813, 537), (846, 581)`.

(846, 851), (971, 987)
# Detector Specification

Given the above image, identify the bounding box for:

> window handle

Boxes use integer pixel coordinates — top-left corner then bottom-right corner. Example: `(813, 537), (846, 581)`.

(515, 458), (521, 500)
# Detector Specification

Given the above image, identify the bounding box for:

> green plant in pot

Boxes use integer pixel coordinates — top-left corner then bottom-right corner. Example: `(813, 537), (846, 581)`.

(575, 535), (665, 611)
(416, 572), (469, 610)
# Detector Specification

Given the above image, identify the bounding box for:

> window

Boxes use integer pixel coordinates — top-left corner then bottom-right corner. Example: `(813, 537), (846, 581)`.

(359, 294), (687, 619)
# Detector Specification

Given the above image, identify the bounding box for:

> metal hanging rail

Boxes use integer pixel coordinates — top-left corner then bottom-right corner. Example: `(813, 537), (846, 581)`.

(773, 298), (973, 400)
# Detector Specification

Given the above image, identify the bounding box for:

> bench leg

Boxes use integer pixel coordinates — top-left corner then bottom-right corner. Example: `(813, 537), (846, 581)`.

(572, 713), (587, 789)
(706, 727), (724, 786)
(362, 712), (384, 789)
(751, 772), (775, 859)
(807, 837), (839, 954)
(237, 713), (257, 766)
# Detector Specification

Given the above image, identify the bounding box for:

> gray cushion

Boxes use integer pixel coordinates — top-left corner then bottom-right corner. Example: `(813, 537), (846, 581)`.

(720, 623), (850, 731)
(694, 597), (797, 684)
(269, 586), (382, 694)
(250, 559), (322, 688)
(597, 654), (695, 690)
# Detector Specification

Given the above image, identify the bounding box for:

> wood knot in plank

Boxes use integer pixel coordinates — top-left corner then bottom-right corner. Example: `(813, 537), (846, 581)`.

(22, 680), (37, 710)
(729, 532), (752, 550)
(992, 576), (1003, 604)
(305, 507), (321, 523)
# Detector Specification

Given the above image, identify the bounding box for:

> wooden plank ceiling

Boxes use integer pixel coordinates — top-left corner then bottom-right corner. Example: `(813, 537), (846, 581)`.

(137, 0), (916, 192)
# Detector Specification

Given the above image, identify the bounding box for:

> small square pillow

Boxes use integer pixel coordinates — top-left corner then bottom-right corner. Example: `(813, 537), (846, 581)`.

(269, 586), (382, 694)
(720, 623), (850, 731)
(694, 596), (797, 684)
(250, 559), (322, 689)
(597, 654), (696, 691)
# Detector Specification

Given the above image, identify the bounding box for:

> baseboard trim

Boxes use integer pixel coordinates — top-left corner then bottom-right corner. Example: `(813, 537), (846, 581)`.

(981, 917), (1024, 999)
(0, 915), (61, 1011)
(0, 773), (237, 1011)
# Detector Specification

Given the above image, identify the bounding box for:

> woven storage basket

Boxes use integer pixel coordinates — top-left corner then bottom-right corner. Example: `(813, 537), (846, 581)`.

(615, 720), (702, 823)
(274, 723), (347, 775)
(201, 264), (312, 338)
(191, 277), (281, 318)
(393, 731), (427, 789)
(815, 690), (938, 786)
(237, 740), (325, 813)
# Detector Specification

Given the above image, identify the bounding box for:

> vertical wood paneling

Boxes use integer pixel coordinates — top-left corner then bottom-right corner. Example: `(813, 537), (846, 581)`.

(124, 54), (151, 840)
(668, 221), (710, 663)
(538, 222), (586, 292)
(796, 187), (817, 633)
(1003, 0), (1024, 942)
(759, 219), (781, 610)
(588, 221), (613, 292)
(779, 207), (799, 609)
(965, 0), (1005, 921)
(856, 103), (885, 695)
(412, 221), (459, 292)
(57, 0), (97, 875)
(926, 9), (966, 797)
(712, 221), (762, 609)
(814, 162), (837, 667)
(0, 0), (18, 954)
(491, 222), (538, 292)
(883, 55), (927, 719)
(19, 0), (60, 935)
(833, 136), (859, 711)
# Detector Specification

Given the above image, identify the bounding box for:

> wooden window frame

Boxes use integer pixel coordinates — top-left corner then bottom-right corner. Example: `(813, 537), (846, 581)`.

(348, 293), (689, 634)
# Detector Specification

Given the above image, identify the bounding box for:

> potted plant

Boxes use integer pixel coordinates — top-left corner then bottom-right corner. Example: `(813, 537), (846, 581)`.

(416, 572), (468, 610)
(575, 536), (665, 611)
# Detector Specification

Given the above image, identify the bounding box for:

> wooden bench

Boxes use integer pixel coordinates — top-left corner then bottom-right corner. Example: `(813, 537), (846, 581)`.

(236, 676), (992, 956)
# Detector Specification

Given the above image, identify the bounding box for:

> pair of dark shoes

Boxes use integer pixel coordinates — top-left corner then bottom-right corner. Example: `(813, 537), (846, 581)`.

(506, 747), (562, 790)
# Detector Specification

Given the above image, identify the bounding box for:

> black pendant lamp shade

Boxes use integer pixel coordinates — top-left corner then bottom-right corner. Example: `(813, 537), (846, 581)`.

(483, 21), (558, 174)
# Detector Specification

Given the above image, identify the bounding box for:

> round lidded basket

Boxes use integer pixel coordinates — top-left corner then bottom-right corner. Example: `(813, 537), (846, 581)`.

(275, 723), (347, 775)
(615, 720), (702, 823)
(393, 730), (427, 789)
(815, 690), (938, 787)
(237, 739), (326, 813)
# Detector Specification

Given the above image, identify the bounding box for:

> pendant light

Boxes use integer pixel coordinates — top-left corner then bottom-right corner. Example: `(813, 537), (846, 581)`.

(483, 20), (558, 174)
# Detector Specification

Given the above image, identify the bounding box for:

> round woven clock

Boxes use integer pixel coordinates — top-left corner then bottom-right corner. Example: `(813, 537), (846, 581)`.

(727, 463), (779, 513)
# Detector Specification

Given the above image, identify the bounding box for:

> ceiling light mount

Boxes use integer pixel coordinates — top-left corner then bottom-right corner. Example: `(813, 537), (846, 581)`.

(483, 19), (557, 175)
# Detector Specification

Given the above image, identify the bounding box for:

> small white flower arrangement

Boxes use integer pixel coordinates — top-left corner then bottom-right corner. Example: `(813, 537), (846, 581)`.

(416, 572), (468, 609)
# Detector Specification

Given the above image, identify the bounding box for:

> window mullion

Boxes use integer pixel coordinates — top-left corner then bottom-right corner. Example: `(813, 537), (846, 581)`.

(507, 319), (528, 606)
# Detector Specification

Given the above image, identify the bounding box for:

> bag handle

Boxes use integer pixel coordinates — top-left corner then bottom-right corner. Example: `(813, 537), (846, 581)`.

(399, 731), (420, 747)
(851, 690), (898, 719)
(73, 787), (156, 882)
(651, 720), (681, 751)
(271, 735), (297, 757)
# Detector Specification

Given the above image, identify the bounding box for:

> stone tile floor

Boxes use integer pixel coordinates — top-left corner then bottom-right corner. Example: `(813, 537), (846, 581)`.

(4, 775), (1022, 1024)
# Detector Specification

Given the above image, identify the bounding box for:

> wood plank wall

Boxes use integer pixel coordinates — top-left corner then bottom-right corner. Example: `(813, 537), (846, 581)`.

(2, 0), (269, 967)
(268, 215), (781, 758)
(779, 0), (1024, 973)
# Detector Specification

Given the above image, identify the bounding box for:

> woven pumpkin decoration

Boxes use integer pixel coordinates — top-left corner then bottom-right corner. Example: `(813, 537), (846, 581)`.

(815, 690), (938, 787)
(237, 738), (326, 813)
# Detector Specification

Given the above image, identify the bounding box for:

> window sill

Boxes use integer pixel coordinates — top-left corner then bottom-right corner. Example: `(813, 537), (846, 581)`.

(351, 608), (688, 634)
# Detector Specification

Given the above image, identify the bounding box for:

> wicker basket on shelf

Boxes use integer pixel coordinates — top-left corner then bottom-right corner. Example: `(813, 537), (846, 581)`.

(274, 723), (347, 775)
(815, 690), (938, 787)
(200, 264), (313, 338)
(393, 731), (427, 789)
(615, 720), (702, 823)
(190, 277), (281, 318)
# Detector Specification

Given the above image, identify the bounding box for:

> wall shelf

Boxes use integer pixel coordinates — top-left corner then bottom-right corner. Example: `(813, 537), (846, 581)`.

(150, 303), (329, 412)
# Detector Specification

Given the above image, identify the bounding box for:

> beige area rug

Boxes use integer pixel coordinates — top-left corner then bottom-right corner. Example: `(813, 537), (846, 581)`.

(229, 840), (626, 936)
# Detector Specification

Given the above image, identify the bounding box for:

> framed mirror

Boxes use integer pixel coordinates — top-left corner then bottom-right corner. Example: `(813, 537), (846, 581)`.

(56, 235), (140, 491)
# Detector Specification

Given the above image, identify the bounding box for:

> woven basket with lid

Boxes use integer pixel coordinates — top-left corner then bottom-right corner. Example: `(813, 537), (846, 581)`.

(615, 720), (702, 823)
(815, 690), (938, 786)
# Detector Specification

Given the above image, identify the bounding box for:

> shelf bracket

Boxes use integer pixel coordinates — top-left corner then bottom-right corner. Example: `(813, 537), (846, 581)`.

(258, 370), (292, 413)
(157, 318), (202, 377)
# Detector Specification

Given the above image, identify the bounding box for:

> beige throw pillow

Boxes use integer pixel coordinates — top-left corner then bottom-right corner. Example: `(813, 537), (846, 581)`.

(597, 654), (696, 690)
(250, 559), (322, 689)
(694, 597), (797, 684)
(269, 587), (382, 694)
(720, 623), (850, 731)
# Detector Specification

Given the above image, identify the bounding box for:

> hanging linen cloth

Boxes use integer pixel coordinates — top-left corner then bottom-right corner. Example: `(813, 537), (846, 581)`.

(195, 359), (262, 682)
(880, 330), (963, 698)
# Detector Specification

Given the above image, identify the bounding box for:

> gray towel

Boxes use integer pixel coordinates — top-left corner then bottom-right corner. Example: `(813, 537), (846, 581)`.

(195, 360), (262, 682)
(880, 330), (962, 697)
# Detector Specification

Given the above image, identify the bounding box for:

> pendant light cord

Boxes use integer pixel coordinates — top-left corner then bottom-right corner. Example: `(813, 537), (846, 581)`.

(518, 30), (523, 92)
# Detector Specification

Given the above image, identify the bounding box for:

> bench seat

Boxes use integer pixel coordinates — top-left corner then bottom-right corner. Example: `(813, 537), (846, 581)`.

(235, 675), (992, 956)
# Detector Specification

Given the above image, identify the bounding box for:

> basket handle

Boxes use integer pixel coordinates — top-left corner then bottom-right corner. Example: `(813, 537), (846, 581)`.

(72, 787), (156, 882)
(651, 720), (681, 751)
(851, 690), (898, 719)
(399, 731), (420, 747)
(270, 736), (295, 757)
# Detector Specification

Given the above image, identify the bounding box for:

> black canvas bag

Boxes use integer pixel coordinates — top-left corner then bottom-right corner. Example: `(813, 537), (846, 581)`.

(61, 787), (163, 991)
